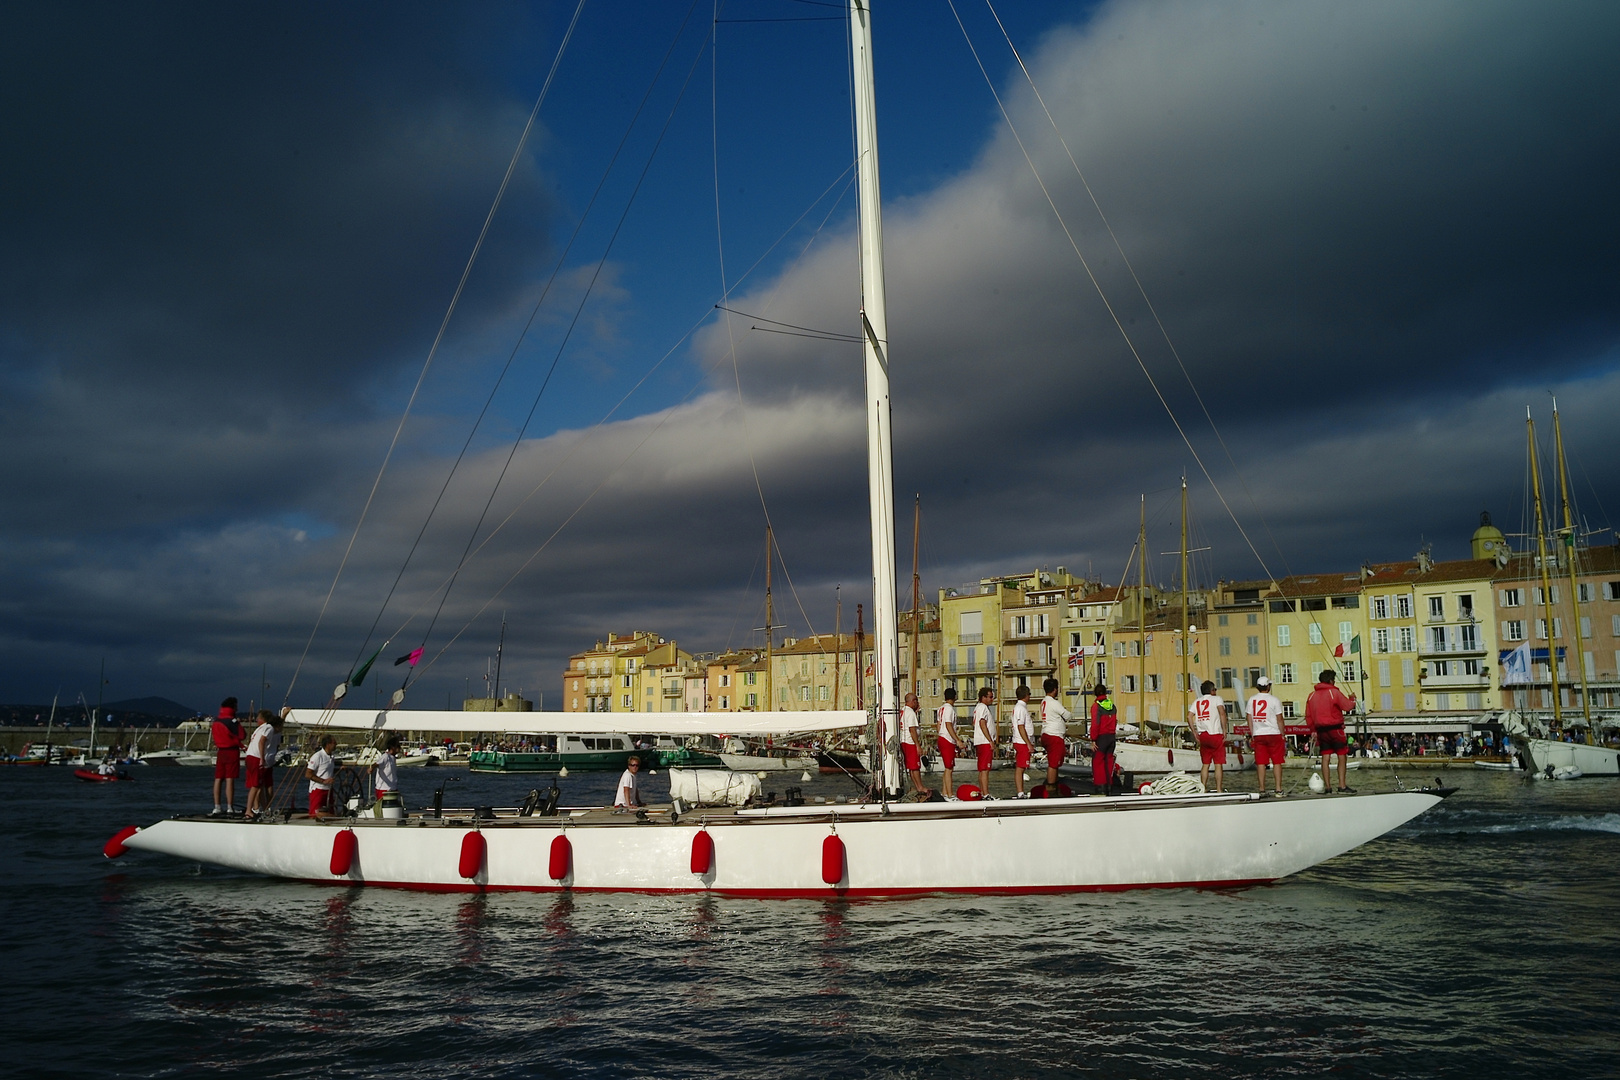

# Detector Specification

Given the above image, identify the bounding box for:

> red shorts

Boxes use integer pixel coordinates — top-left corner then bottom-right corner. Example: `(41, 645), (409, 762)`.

(308, 789), (329, 817)
(1042, 734), (1067, 768)
(1317, 726), (1349, 756)
(975, 743), (992, 771)
(936, 737), (957, 769)
(1198, 732), (1227, 765)
(1251, 734), (1286, 766)
(244, 755), (263, 788)
(1014, 742), (1031, 769)
(902, 742), (921, 771)
(214, 748), (240, 779)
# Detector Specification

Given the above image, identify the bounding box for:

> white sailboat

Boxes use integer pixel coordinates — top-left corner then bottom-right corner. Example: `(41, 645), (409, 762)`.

(111, 1), (1448, 895)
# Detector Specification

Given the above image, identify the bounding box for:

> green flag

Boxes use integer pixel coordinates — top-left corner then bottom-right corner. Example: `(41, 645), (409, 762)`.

(348, 641), (389, 688)
(1351, 634), (1361, 654)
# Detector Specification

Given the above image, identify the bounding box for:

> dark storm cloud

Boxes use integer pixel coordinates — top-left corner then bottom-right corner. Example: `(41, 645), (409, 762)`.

(6, 1), (1619, 709)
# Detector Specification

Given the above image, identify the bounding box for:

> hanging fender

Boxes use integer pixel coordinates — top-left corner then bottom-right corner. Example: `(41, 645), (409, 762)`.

(103, 825), (140, 859)
(459, 830), (486, 880)
(330, 829), (358, 876)
(821, 832), (845, 886)
(548, 833), (571, 881)
(690, 829), (713, 875)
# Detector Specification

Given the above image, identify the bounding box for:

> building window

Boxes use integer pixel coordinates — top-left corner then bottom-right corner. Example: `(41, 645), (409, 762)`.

(1372, 596), (1388, 620)
(1281, 700), (1297, 719)
(987, 646), (996, 666)
(1219, 637), (1231, 656)
(745, 693), (757, 708)
(621, 675), (632, 688)
(1147, 674), (1161, 692)
(745, 671), (757, 685)
(1122, 675), (1137, 693)
(1339, 621), (1353, 644)
(1247, 636), (1259, 655)
(1309, 623), (1323, 646)
(1395, 595), (1413, 619)
(1218, 614), (1229, 627)
(621, 694), (631, 708)
(1397, 626), (1415, 652)
(720, 674), (730, 687)
(1401, 659), (1415, 685)
(1378, 660), (1391, 687)
(1277, 625), (1291, 648)
(1247, 613), (1258, 626)
(1379, 692), (1392, 710)
(719, 695), (730, 709)
(1095, 661), (1108, 684)
(818, 685), (829, 701)
(781, 688), (789, 703)
(1374, 628), (1390, 653)
(800, 686), (811, 702)
(966, 647), (977, 670)
(1310, 662), (1324, 682)
(948, 648), (958, 673)
(1431, 626), (1448, 652)
(1502, 588), (1523, 607)
(1428, 596), (1444, 620)
(1460, 624), (1479, 650)
(1220, 668), (1235, 689)
(1277, 662), (1294, 684)
(1013, 615), (1028, 636)
(1435, 692), (1451, 710)
(1404, 692), (1417, 709)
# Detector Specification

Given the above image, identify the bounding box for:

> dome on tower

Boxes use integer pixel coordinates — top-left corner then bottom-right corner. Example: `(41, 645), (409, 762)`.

(1471, 511), (1507, 561)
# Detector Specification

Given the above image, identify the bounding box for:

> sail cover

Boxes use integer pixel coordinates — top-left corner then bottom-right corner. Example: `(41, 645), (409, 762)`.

(285, 708), (865, 737)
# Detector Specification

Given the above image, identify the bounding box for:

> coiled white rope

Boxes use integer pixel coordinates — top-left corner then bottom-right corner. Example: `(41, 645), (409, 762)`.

(1147, 772), (1206, 796)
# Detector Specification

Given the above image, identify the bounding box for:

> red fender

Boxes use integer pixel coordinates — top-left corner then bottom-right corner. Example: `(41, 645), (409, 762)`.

(459, 831), (486, 880)
(690, 829), (713, 875)
(955, 784), (983, 801)
(1167, 748), (1175, 766)
(329, 829), (357, 875)
(821, 833), (845, 886)
(103, 826), (139, 859)
(548, 833), (571, 881)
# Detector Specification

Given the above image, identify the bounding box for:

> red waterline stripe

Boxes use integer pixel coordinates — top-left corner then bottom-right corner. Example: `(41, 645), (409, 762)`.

(296, 876), (1277, 898)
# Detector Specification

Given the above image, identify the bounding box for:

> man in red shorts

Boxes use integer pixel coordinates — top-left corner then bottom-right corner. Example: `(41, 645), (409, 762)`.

(209, 697), (243, 817)
(1009, 684), (1035, 798)
(305, 734), (338, 817)
(1245, 676), (1286, 796)
(971, 686), (997, 796)
(1089, 684), (1118, 795)
(243, 709), (284, 820)
(1307, 668), (1358, 793)
(1039, 677), (1071, 797)
(898, 691), (927, 795)
(1189, 680), (1228, 792)
(935, 688), (965, 797)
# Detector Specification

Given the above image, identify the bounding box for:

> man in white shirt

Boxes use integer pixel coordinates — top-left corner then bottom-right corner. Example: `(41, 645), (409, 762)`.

(243, 710), (283, 820)
(304, 734), (337, 818)
(614, 755), (645, 810)
(372, 735), (401, 808)
(898, 691), (927, 795)
(1039, 677), (1072, 798)
(1189, 680), (1228, 793)
(1246, 676), (1286, 796)
(1009, 685), (1035, 799)
(971, 686), (997, 797)
(935, 688), (965, 797)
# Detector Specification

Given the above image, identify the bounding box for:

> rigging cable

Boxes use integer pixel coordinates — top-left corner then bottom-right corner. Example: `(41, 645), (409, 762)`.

(284, 0), (589, 705)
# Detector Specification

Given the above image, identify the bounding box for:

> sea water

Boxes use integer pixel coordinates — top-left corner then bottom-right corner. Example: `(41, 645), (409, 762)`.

(3, 764), (1616, 1079)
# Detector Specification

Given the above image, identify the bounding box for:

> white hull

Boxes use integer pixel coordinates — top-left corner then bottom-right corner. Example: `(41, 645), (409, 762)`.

(718, 753), (817, 772)
(1113, 740), (1254, 773)
(1518, 738), (1620, 776)
(118, 790), (1445, 898)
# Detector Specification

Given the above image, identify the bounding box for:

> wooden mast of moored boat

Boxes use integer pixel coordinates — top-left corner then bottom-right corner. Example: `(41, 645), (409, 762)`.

(1180, 477), (1190, 733)
(1137, 496), (1147, 734)
(1551, 401), (1594, 739)
(1527, 409), (1563, 729)
(764, 526), (774, 713)
(849, 0), (900, 794)
(909, 495), (921, 703)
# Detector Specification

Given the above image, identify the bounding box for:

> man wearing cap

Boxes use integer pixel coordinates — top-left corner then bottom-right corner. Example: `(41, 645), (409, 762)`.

(1088, 684), (1118, 795)
(1306, 668), (1358, 793)
(1246, 676), (1286, 796)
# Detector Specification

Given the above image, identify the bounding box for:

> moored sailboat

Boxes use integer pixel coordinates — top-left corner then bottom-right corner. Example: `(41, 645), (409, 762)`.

(113, 1), (1448, 893)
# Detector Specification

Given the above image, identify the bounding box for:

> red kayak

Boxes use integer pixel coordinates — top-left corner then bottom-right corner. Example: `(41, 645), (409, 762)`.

(75, 768), (134, 783)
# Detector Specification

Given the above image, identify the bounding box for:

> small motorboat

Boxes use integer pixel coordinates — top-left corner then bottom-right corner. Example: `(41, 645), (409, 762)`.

(75, 767), (134, 783)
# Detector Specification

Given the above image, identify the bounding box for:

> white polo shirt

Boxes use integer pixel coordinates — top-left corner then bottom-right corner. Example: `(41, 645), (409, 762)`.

(1010, 700), (1034, 745)
(308, 748), (336, 792)
(1040, 695), (1072, 738)
(1247, 692), (1284, 737)
(936, 702), (960, 744)
(898, 705), (920, 746)
(1190, 694), (1226, 736)
(972, 701), (996, 745)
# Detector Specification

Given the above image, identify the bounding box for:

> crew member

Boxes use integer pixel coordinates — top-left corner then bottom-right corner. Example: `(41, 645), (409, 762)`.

(1039, 677), (1072, 797)
(1009, 685), (1035, 799)
(972, 686), (997, 797)
(1246, 676), (1286, 796)
(1190, 680), (1228, 793)
(210, 697), (244, 817)
(1090, 683), (1118, 795)
(614, 755), (645, 810)
(243, 709), (283, 820)
(1307, 668), (1358, 793)
(899, 691), (927, 795)
(935, 687), (965, 798)
(372, 735), (401, 810)
(305, 734), (337, 818)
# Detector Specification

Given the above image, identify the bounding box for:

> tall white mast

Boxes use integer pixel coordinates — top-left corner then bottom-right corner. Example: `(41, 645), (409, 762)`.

(849, 0), (899, 793)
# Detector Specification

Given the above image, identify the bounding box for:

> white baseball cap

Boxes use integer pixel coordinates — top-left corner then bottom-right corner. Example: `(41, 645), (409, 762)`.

(1254, 675), (1272, 688)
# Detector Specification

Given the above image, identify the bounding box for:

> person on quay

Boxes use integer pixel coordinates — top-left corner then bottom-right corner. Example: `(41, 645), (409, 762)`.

(371, 735), (401, 811)
(305, 734), (337, 818)
(899, 691), (928, 795)
(1039, 677), (1072, 798)
(614, 755), (646, 810)
(935, 687), (965, 798)
(1089, 683), (1118, 795)
(972, 686), (997, 797)
(1009, 685), (1036, 798)
(1246, 676), (1286, 796)
(210, 697), (244, 817)
(243, 709), (283, 820)
(1190, 680), (1228, 793)
(1306, 668), (1358, 793)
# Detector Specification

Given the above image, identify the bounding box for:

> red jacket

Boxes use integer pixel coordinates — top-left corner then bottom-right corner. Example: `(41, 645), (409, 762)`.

(1305, 683), (1355, 730)
(1091, 698), (1118, 737)
(211, 710), (244, 751)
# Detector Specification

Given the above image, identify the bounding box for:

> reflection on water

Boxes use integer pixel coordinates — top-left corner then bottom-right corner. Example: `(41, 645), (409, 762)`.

(1, 767), (1616, 1079)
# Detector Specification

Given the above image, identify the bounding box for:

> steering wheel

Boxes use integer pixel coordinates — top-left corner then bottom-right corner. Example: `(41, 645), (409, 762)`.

(330, 766), (365, 815)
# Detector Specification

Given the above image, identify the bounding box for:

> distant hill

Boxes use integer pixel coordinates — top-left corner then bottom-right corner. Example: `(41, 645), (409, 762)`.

(104, 697), (197, 719)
